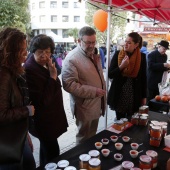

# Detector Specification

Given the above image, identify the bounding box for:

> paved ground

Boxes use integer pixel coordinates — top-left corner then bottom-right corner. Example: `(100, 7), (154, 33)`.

(30, 71), (116, 167)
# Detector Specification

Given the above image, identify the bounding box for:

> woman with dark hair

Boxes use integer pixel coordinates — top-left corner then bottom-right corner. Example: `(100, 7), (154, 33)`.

(108, 32), (147, 120)
(0, 27), (35, 169)
(24, 34), (68, 167)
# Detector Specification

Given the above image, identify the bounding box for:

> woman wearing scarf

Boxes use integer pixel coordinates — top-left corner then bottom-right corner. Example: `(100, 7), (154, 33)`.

(108, 32), (147, 120)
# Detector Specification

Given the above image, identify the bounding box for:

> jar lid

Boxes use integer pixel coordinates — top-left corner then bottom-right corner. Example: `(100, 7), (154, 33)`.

(140, 116), (147, 120)
(79, 154), (91, 161)
(115, 120), (124, 124)
(146, 150), (158, 158)
(122, 161), (134, 168)
(89, 158), (101, 166)
(45, 163), (57, 170)
(142, 114), (149, 117)
(64, 166), (77, 170)
(140, 155), (152, 163)
(132, 115), (139, 119)
(88, 150), (100, 157)
(162, 125), (167, 129)
(160, 121), (168, 126)
(152, 125), (161, 130)
(57, 160), (69, 168)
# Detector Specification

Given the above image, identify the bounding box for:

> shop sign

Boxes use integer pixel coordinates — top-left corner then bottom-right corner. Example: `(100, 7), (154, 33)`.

(144, 27), (170, 32)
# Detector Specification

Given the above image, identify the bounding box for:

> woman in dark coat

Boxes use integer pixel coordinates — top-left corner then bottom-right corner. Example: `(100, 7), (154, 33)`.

(24, 35), (68, 167)
(107, 32), (147, 120)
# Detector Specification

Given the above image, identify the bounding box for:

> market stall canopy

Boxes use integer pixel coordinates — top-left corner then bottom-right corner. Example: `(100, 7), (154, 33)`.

(87, 0), (170, 25)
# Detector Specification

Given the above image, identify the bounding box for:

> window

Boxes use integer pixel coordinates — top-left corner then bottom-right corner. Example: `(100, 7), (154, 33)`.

(39, 1), (45, 8)
(51, 15), (57, 22)
(62, 16), (69, 22)
(50, 1), (57, 8)
(62, 29), (69, 38)
(32, 3), (35, 10)
(51, 29), (58, 34)
(74, 2), (80, 8)
(39, 15), (45, 22)
(74, 16), (80, 22)
(62, 1), (68, 8)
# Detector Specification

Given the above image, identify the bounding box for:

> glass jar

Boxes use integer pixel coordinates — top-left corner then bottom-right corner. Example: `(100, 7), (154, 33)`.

(113, 120), (124, 131)
(88, 158), (101, 170)
(88, 150), (100, 159)
(131, 115), (139, 125)
(139, 116), (148, 126)
(121, 118), (129, 128)
(146, 150), (158, 168)
(139, 155), (152, 170)
(122, 161), (134, 170)
(150, 126), (162, 138)
(57, 160), (69, 169)
(79, 154), (91, 169)
(162, 125), (167, 137)
(139, 105), (149, 114)
(149, 137), (161, 147)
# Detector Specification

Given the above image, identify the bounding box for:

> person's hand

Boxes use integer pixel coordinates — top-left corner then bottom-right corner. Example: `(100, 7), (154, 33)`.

(96, 88), (106, 98)
(48, 58), (57, 80)
(26, 105), (35, 116)
(119, 55), (129, 70)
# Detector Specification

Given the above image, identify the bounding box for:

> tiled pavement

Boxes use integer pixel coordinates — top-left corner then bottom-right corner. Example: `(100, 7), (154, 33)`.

(30, 72), (116, 168)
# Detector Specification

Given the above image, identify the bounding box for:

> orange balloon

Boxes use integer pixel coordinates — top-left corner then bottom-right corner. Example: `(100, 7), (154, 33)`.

(93, 9), (108, 32)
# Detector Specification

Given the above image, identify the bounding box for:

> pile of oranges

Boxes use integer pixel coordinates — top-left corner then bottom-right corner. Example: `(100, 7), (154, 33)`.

(155, 95), (170, 102)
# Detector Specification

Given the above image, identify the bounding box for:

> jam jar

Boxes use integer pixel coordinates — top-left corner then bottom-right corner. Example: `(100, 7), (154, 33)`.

(139, 116), (148, 126)
(88, 150), (100, 159)
(88, 158), (101, 170)
(150, 126), (162, 138)
(146, 150), (158, 168)
(79, 154), (91, 169)
(149, 137), (161, 147)
(139, 105), (149, 114)
(139, 155), (152, 170)
(122, 161), (134, 170)
(131, 115), (139, 125)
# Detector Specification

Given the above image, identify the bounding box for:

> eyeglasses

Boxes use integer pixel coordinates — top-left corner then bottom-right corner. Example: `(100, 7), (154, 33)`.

(81, 39), (97, 46)
(36, 49), (51, 56)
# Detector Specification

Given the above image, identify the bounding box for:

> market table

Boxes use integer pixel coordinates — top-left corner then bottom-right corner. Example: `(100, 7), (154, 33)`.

(149, 99), (169, 113)
(37, 111), (170, 170)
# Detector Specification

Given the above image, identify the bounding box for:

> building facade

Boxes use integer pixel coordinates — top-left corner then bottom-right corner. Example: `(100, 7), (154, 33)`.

(29, 0), (86, 50)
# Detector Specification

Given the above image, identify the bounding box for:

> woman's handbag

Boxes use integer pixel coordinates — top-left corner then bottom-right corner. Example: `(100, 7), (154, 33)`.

(158, 71), (170, 96)
(0, 118), (28, 164)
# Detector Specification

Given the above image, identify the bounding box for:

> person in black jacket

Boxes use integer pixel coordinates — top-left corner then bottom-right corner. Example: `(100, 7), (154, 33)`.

(147, 40), (170, 103)
(108, 32), (147, 120)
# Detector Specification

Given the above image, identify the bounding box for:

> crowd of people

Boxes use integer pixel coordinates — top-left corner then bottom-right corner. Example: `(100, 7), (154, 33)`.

(0, 26), (170, 170)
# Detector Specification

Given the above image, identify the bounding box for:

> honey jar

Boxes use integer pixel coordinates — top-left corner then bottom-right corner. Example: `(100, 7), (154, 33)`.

(139, 105), (149, 114)
(150, 126), (162, 138)
(131, 115), (139, 125)
(149, 137), (161, 147)
(139, 155), (152, 170)
(79, 154), (91, 169)
(146, 150), (158, 168)
(113, 120), (124, 131)
(88, 158), (101, 170)
(88, 150), (100, 159)
(139, 116), (148, 126)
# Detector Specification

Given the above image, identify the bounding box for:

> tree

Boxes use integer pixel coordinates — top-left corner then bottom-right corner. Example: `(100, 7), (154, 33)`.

(85, 3), (127, 44)
(0, 0), (30, 33)
(67, 28), (79, 43)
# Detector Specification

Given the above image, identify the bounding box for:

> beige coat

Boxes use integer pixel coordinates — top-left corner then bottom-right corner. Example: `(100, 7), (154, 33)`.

(62, 45), (106, 121)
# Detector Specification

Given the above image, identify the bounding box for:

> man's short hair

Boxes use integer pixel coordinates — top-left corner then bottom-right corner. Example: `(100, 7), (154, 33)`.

(78, 26), (96, 39)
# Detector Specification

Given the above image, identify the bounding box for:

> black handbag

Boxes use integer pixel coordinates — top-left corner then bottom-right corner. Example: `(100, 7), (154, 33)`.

(0, 118), (28, 164)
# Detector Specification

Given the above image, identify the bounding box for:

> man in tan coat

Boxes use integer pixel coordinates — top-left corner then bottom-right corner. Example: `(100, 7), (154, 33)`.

(62, 26), (106, 144)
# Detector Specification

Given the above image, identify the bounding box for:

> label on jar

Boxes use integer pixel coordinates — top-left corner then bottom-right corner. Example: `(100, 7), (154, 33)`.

(88, 150), (100, 157)
(122, 161), (134, 168)
(57, 160), (69, 168)
(79, 154), (91, 161)
(45, 163), (57, 170)
(89, 158), (101, 166)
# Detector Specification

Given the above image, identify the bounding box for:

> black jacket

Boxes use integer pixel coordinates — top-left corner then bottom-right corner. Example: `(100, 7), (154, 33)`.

(147, 50), (169, 91)
(107, 51), (147, 112)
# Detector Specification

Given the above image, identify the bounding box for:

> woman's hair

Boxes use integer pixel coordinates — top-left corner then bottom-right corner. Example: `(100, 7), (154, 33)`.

(0, 27), (26, 75)
(128, 32), (143, 49)
(30, 34), (55, 53)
